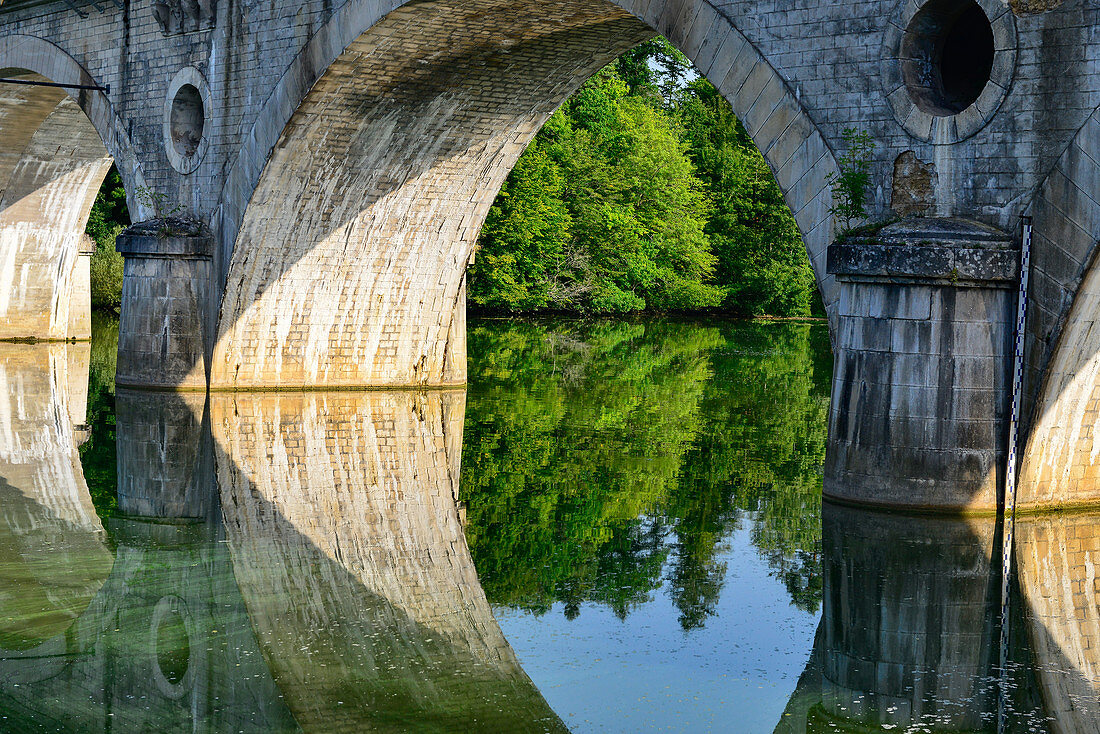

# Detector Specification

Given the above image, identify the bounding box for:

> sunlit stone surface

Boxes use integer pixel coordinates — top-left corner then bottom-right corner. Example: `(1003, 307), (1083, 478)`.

(211, 390), (567, 732)
(1017, 511), (1100, 733)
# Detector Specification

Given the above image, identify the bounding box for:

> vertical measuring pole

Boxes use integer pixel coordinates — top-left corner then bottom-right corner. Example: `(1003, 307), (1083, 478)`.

(998, 215), (1031, 731)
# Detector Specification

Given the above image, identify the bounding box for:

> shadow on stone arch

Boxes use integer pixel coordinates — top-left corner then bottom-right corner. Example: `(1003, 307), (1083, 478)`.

(208, 0), (838, 391)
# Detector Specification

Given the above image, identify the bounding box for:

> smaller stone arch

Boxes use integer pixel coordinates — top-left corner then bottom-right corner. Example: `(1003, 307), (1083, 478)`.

(0, 36), (144, 340)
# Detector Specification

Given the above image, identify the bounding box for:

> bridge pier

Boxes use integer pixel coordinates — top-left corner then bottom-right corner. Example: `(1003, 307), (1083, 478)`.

(825, 219), (1018, 512)
(115, 222), (213, 390)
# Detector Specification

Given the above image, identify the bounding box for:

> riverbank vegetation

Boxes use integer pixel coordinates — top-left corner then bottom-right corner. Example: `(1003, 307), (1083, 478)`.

(84, 39), (816, 317)
(85, 168), (128, 310)
(470, 39), (816, 317)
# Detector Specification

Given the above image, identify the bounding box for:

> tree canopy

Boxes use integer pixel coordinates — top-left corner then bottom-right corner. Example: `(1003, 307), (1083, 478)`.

(470, 39), (817, 317)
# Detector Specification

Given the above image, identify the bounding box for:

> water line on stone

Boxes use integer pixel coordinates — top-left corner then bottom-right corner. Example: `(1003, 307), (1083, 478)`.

(998, 215), (1031, 732)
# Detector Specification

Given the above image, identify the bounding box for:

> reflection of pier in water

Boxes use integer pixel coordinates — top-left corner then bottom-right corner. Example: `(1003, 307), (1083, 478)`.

(775, 502), (1097, 733)
(0, 345), (566, 731)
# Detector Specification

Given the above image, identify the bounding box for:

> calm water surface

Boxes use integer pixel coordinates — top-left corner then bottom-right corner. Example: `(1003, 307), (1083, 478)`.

(0, 315), (1092, 731)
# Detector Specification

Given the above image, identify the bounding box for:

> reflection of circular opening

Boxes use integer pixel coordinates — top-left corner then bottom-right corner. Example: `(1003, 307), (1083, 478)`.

(901, 0), (994, 116)
(169, 84), (204, 158)
(155, 607), (190, 686)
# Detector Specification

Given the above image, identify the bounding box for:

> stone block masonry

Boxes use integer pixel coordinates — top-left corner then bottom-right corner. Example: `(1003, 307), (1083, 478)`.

(826, 218), (1017, 511)
(4, 0), (1100, 509)
(115, 221), (213, 389)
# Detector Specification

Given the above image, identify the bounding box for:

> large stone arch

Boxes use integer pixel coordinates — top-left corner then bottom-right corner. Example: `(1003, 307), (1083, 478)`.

(0, 36), (144, 341)
(210, 0), (837, 389)
(1017, 103), (1100, 509)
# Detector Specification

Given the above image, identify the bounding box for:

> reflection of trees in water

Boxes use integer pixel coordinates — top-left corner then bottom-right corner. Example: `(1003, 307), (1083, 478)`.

(462, 317), (830, 628)
(79, 312), (120, 518)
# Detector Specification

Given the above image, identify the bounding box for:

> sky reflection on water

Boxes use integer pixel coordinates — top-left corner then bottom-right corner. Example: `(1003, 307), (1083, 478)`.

(0, 316), (1091, 731)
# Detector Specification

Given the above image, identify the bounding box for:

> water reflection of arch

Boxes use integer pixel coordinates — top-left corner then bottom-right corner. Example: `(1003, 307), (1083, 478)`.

(210, 389), (568, 731)
(1016, 511), (1100, 732)
(0, 342), (117, 729)
(0, 342), (111, 652)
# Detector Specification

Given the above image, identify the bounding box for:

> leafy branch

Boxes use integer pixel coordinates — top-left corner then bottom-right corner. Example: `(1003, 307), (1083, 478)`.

(827, 128), (875, 235)
(134, 185), (184, 221)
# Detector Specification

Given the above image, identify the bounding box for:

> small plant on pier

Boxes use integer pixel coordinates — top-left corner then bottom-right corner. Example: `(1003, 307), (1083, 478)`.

(827, 128), (875, 235)
(134, 186), (189, 238)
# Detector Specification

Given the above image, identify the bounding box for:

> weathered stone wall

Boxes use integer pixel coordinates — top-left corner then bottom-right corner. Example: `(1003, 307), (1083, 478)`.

(115, 225), (213, 389)
(0, 0), (1085, 345)
(826, 220), (1016, 510)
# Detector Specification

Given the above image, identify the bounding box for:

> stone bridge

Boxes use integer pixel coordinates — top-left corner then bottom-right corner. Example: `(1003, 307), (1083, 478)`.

(2, 0), (1100, 511)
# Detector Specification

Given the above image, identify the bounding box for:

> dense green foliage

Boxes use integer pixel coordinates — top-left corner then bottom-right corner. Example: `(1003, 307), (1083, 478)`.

(85, 167), (128, 309)
(461, 317), (830, 628)
(471, 39), (816, 316)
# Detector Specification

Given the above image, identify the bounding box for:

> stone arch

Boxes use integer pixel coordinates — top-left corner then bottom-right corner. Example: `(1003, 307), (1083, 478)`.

(1016, 103), (1100, 509)
(0, 36), (143, 340)
(211, 0), (838, 389)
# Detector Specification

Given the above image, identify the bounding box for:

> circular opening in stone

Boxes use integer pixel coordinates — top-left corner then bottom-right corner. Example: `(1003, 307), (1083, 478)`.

(169, 83), (204, 159)
(901, 0), (995, 116)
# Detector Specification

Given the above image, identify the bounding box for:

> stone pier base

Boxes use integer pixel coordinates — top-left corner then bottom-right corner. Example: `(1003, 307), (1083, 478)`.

(115, 220), (213, 390)
(825, 219), (1018, 512)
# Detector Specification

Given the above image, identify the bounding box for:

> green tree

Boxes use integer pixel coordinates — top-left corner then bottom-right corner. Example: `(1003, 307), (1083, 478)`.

(615, 37), (690, 106)
(472, 67), (722, 314)
(85, 166), (129, 309)
(470, 139), (572, 310)
(472, 40), (817, 317)
(828, 127), (875, 233)
(676, 78), (815, 316)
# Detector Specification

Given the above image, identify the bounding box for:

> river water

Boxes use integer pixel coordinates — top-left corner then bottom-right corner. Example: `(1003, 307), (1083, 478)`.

(0, 315), (1093, 731)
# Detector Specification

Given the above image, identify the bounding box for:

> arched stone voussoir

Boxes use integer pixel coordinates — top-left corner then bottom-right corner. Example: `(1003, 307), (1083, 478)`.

(213, 0), (838, 389)
(1018, 104), (1100, 510)
(0, 35), (145, 200)
(0, 36), (146, 340)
